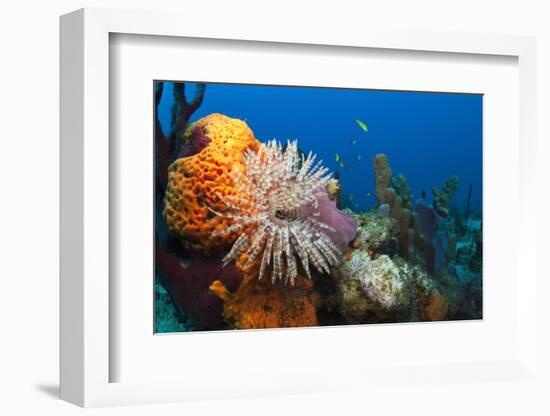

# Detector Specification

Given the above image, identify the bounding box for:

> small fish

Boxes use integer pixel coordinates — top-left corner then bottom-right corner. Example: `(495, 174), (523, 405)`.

(354, 154), (362, 162)
(355, 118), (368, 133)
(338, 161), (347, 169)
(349, 192), (354, 201)
(335, 153), (341, 163)
(349, 139), (357, 145)
(366, 192), (371, 198)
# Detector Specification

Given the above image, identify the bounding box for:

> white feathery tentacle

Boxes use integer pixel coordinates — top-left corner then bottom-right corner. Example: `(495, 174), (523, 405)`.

(211, 139), (343, 285)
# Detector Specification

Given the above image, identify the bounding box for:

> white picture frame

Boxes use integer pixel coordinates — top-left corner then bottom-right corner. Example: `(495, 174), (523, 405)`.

(60, 7), (538, 408)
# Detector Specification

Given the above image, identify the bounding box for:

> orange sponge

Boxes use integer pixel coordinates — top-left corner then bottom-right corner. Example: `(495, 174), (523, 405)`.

(209, 273), (319, 329)
(163, 113), (260, 254)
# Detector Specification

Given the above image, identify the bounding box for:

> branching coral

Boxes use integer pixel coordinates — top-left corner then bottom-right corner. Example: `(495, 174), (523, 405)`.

(372, 153), (422, 261)
(373, 153), (402, 221)
(392, 173), (413, 210)
(154, 82), (206, 195)
(211, 140), (343, 285)
(432, 175), (459, 217)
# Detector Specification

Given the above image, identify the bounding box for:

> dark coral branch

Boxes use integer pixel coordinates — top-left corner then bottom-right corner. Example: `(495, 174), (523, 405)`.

(155, 81), (176, 192)
(170, 82), (186, 138)
(154, 80), (166, 142)
(155, 81), (207, 250)
(154, 80), (164, 108)
(155, 82), (207, 194)
(187, 83), (206, 114)
(170, 83), (207, 142)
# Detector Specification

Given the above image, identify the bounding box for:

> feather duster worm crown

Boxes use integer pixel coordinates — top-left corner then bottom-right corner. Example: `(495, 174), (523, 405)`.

(210, 139), (342, 285)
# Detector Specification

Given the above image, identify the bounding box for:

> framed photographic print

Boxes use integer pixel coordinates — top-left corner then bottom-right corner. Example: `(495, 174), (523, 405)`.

(60, 7), (538, 408)
(153, 81), (483, 334)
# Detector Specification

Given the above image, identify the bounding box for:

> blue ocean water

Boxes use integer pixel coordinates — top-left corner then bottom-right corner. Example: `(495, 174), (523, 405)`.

(158, 82), (482, 213)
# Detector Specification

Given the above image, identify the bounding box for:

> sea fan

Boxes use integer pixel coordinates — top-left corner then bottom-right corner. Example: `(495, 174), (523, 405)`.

(210, 140), (342, 285)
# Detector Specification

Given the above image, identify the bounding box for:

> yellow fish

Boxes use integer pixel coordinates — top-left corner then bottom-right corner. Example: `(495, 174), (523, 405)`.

(335, 153), (340, 163)
(355, 118), (368, 133)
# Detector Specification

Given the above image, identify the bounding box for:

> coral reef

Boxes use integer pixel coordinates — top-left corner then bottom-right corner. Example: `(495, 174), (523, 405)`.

(436, 265), (481, 320)
(352, 211), (396, 256)
(450, 264), (478, 283)
(458, 220), (482, 273)
(445, 233), (457, 264)
(397, 208), (415, 260)
(155, 239), (242, 329)
(432, 175), (459, 217)
(333, 250), (444, 323)
(392, 173), (413, 210)
(329, 203), (451, 323)
(373, 153), (394, 205)
(343, 253), (412, 310)
(373, 154), (403, 222)
(469, 238), (482, 273)
(153, 97), (481, 331)
(416, 200), (439, 243)
(155, 282), (195, 332)
(326, 178), (342, 202)
(211, 140), (354, 285)
(209, 274), (319, 329)
(163, 113), (261, 254)
(416, 198), (459, 272)
(372, 154), (421, 261)
(420, 291), (449, 321)
(378, 203), (390, 218)
(415, 199), (438, 271)
(433, 215), (458, 271)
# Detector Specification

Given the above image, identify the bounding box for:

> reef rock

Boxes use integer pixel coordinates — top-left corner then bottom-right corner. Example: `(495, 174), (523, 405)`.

(352, 211), (395, 255)
(333, 250), (445, 323)
(345, 253), (411, 309)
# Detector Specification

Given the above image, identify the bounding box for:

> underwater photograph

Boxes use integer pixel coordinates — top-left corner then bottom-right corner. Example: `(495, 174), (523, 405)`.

(154, 81), (483, 333)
